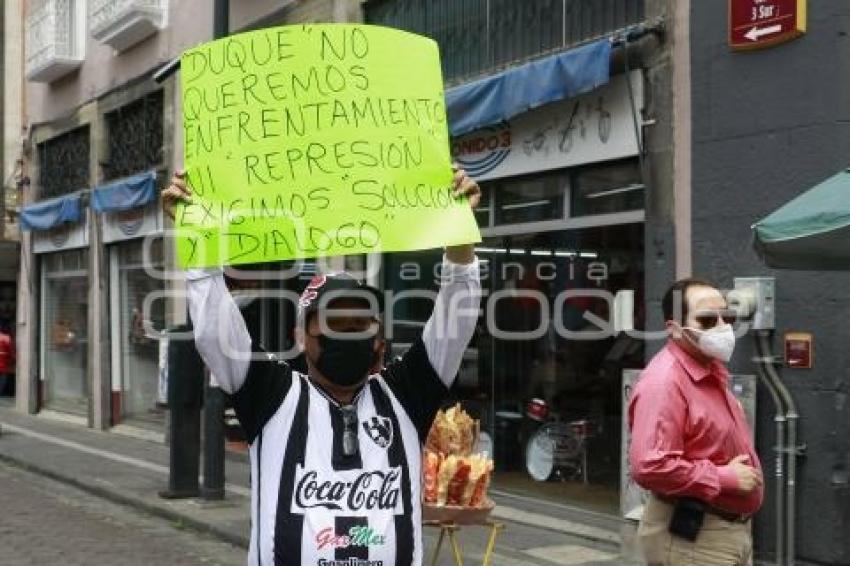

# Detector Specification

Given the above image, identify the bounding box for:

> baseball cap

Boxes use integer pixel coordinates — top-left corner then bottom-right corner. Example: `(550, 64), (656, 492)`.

(297, 273), (383, 325)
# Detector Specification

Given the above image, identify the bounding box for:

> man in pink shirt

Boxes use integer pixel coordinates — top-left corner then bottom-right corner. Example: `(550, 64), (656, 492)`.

(628, 278), (764, 565)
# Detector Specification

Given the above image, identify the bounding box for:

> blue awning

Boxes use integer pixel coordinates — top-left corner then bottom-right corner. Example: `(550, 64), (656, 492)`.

(91, 170), (158, 213)
(445, 39), (612, 137)
(20, 193), (83, 232)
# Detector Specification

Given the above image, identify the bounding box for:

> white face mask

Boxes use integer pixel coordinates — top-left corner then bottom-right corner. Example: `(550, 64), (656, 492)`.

(684, 324), (736, 362)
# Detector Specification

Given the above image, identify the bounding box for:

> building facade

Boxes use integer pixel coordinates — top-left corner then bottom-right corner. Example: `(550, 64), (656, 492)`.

(689, 2), (850, 563)
(12, 0), (356, 432)
(1, 1), (24, 399)
(365, 0), (660, 518)
(7, 0), (850, 563)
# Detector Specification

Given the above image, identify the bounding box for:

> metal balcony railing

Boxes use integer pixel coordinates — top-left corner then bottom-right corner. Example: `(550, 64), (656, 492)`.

(25, 0), (84, 82)
(365, 0), (645, 83)
(89, 0), (166, 52)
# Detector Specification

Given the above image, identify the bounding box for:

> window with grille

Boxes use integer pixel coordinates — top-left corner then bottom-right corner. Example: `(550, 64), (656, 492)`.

(37, 126), (91, 200)
(103, 90), (164, 181)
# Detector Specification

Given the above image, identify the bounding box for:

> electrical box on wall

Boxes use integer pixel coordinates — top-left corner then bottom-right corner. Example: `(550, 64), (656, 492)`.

(731, 277), (776, 330)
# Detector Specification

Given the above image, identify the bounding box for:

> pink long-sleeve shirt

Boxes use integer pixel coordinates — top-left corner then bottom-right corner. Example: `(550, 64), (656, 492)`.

(628, 341), (764, 516)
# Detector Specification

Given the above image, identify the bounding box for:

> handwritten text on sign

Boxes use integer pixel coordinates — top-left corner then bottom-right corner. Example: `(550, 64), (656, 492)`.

(176, 24), (480, 268)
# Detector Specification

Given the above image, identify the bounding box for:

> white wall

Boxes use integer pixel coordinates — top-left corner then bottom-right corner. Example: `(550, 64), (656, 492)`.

(25, 0), (213, 125)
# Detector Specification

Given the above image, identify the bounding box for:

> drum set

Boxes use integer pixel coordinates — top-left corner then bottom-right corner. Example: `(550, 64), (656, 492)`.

(523, 398), (595, 484)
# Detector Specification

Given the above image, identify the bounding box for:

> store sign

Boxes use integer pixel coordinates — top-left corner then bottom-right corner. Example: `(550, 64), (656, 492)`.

(729, 0), (806, 50)
(102, 202), (162, 244)
(451, 71), (643, 182)
(33, 212), (89, 254)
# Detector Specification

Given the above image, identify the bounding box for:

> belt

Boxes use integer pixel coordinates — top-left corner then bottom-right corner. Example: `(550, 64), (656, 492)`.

(655, 494), (751, 524)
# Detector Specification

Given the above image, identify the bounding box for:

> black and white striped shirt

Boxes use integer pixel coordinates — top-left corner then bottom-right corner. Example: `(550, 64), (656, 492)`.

(187, 258), (480, 565)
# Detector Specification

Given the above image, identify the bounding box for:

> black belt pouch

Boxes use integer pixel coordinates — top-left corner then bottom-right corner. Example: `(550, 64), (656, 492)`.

(668, 498), (705, 541)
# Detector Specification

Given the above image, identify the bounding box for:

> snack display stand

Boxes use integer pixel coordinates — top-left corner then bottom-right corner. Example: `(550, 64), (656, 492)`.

(422, 404), (504, 566)
(424, 519), (504, 566)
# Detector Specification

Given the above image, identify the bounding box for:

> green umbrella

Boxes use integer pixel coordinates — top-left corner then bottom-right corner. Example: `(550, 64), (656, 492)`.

(753, 168), (850, 270)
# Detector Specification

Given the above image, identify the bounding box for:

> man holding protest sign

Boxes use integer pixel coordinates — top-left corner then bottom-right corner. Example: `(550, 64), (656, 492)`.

(163, 163), (481, 566)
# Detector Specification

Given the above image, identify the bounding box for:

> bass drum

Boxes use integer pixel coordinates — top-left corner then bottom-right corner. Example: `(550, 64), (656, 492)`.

(526, 427), (555, 481)
(525, 423), (582, 481)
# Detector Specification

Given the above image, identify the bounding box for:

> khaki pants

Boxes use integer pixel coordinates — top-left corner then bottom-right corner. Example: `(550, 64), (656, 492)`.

(637, 495), (753, 566)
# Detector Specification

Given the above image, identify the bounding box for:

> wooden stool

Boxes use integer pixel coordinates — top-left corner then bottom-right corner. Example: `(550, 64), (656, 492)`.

(424, 520), (505, 566)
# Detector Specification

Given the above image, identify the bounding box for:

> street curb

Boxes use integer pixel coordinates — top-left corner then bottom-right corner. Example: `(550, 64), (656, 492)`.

(0, 446), (622, 552)
(490, 504), (621, 547)
(0, 446), (624, 552)
(0, 452), (249, 549)
(489, 489), (623, 547)
(1, 417), (622, 553)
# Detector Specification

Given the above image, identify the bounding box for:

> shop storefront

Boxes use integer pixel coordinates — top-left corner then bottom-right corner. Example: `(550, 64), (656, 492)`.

(384, 71), (646, 514)
(95, 172), (167, 430)
(109, 235), (165, 427)
(32, 205), (91, 416)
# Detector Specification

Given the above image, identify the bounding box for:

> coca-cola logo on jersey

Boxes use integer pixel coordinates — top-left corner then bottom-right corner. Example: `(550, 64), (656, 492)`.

(292, 466), (402, 514)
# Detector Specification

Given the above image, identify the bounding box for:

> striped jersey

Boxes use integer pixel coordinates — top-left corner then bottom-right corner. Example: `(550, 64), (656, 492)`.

(187, 258), (481, 566)
(235, 340), (441, 566)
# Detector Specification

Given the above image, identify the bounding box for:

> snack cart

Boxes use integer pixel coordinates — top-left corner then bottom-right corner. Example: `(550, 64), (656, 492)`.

(422, 404), (505, 565)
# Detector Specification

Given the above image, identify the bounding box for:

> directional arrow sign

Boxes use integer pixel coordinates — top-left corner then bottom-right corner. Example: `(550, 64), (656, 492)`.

(743, 24), (782, 42)
(729, 0), (806, 50)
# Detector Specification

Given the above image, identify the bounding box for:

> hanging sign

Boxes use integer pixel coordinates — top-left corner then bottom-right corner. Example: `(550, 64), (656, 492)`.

(451, 72), (642, 182)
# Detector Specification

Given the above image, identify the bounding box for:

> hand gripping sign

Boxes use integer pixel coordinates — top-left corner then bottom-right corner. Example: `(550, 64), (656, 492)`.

(176, 24), (481, 268)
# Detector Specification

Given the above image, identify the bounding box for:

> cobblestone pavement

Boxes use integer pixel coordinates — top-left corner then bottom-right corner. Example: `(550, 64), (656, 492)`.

(0, 461), (245, 566)
(0, 452), (621, 566)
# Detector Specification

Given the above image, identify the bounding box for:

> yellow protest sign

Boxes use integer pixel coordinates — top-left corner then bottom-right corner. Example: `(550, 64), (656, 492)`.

(176, 24), (480, 268)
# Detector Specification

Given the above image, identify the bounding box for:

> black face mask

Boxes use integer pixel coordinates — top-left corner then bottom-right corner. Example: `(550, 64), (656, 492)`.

(314, 333), (377, 387)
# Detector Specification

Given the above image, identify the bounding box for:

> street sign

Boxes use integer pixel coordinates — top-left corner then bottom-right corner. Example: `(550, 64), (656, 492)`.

(729, 0), (806, 50)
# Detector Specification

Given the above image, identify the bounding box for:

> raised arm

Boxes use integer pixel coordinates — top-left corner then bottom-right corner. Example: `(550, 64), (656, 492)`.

(379, 166), (482, 439)
(423, 164), (482, 386)
(422, 255), (481, 387)
(186, 268), (251, 394)
(380, 253), (480, 439)
(163, 171), (253, 394)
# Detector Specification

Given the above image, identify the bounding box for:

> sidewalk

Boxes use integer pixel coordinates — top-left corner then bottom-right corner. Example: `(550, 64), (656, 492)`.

(0, 403), (623, 565)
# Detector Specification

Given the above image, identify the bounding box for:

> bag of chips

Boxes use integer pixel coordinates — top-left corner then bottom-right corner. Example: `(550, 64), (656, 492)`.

(422, 404), (493, 509)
